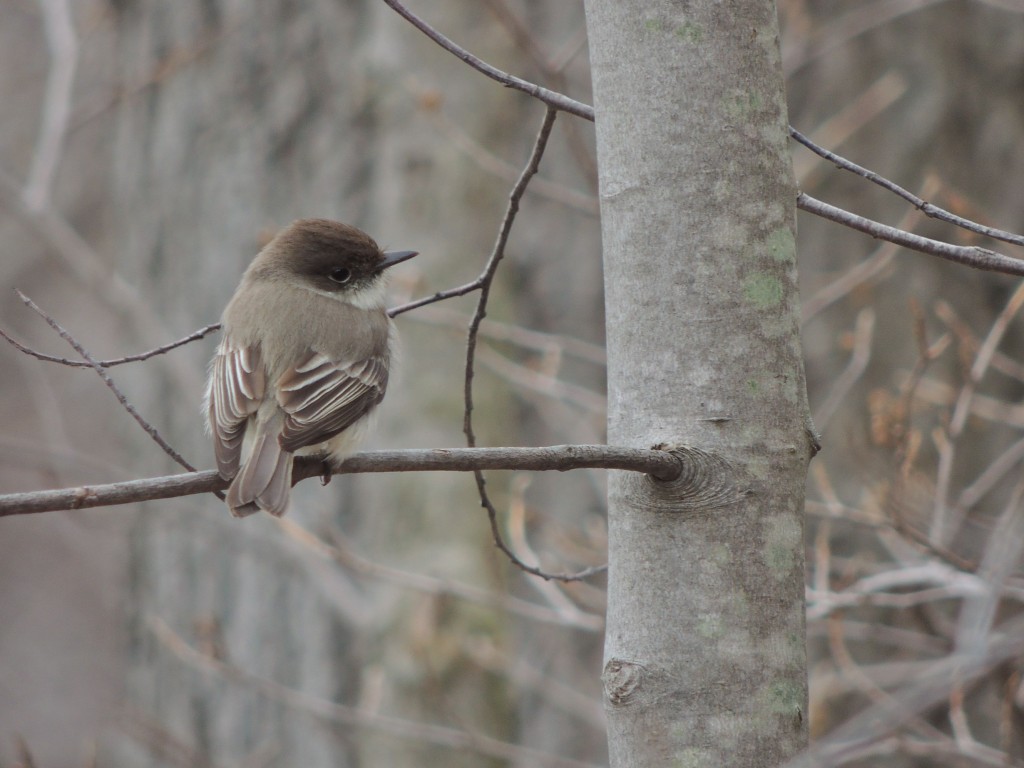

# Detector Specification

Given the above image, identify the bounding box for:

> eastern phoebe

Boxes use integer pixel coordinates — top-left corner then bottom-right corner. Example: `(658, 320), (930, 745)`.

(206, 218), (417, 517)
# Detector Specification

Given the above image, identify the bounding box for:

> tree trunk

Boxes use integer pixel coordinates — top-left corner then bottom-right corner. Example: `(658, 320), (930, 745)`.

(584, 1), (813, 765)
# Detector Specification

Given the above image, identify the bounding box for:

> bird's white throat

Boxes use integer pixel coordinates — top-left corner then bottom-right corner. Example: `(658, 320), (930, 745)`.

(301, 277), (388, 311)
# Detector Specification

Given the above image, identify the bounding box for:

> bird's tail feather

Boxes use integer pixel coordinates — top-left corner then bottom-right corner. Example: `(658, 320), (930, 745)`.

(226, 429), (293, 517)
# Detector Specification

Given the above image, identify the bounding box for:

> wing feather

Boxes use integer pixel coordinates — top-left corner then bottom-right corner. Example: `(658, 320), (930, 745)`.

(277, 352), (388, 452)
(209, 342), (265, 479)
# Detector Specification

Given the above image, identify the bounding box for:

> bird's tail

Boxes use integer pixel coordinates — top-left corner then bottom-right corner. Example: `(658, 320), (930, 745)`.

(226, 427), (293, 517)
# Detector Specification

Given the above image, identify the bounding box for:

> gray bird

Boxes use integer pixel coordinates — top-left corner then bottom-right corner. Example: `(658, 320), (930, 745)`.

(206, 219), (417, 516)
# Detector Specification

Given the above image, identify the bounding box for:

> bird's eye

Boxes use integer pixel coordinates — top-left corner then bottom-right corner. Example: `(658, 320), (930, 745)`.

(329, 267), (352, 284)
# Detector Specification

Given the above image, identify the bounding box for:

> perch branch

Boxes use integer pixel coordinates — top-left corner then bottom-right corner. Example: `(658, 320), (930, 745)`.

(0, 445), (683, 517)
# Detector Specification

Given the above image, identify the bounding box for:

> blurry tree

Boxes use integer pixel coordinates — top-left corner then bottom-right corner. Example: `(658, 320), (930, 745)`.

(2, 1), (1024, 767)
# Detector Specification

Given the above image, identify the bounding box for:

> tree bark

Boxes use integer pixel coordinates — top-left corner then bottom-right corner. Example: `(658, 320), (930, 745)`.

(584, 1), (812, 765)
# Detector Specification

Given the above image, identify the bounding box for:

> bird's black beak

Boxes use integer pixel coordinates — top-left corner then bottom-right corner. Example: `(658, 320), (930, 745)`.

(378, 250), (418, 271)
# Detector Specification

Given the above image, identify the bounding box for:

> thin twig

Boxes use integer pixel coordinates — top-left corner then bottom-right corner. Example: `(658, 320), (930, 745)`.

(791, 127), (1024, 248)
(464, 109), (557, 442)
(462, 109), (599, 582)
(14, 289), (199, 474)
(388, 280), (486, 317)
(379, 0), (594, 121)
(795, 193), (1024, 276)
(0, 323), (221, 368)
(0, 445), (683, 517)
(807, 563), (989, 621)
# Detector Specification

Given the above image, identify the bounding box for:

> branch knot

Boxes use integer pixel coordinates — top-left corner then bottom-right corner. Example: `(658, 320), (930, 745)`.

(637, 444), (743, 514)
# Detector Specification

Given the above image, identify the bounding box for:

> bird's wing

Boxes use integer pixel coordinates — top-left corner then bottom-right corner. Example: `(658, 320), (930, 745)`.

(276, 351), (388, 452)
(209, 342), (266, 479)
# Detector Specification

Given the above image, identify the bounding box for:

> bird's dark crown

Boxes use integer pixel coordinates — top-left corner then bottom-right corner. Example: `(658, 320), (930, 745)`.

(247, 219), (387, 293)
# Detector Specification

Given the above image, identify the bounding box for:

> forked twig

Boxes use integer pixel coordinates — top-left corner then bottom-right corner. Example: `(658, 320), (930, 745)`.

(13, 289), (200, 476)
(461, 108), (604, 582)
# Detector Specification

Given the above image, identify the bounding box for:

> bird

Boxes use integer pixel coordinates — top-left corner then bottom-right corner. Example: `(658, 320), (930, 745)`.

(205, 218), (417, 517)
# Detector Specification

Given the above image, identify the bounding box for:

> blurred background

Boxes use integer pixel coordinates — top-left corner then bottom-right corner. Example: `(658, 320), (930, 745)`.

(1, 0), (1023, 766)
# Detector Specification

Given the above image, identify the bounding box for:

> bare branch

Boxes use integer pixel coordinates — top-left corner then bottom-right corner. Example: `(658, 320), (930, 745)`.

(796, 193), (1024, 276)
(0, 323), (221, 368)
(14, 289), (199, 473)
(460, 108), (597, 582)
(0, 445), (683, 517)
(388, 279), (485, 317)
(807, 561), (991, 621)
(465, 108), (560, 447)
(791, 127), (1024, 248)
(381, 109), (595, 582)
(379, 0), (594, 121)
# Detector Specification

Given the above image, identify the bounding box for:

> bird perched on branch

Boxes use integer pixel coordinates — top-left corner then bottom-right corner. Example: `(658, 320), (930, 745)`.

(206, 219), (417, 517)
